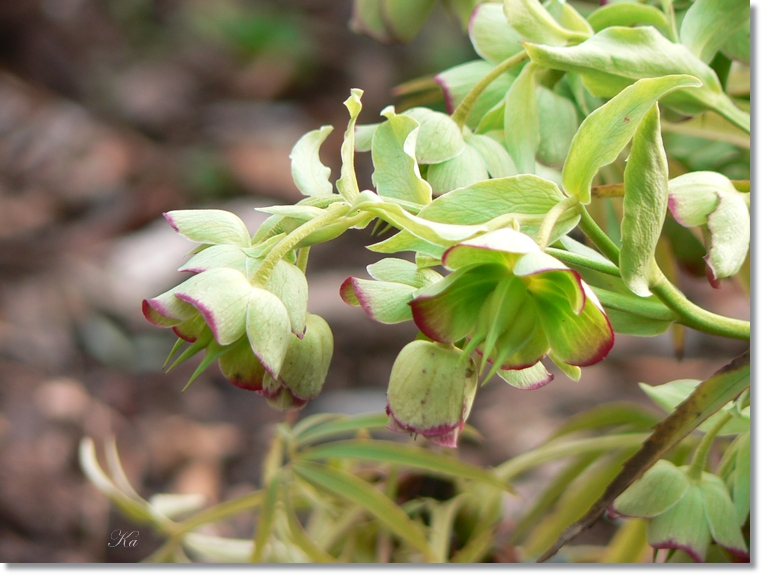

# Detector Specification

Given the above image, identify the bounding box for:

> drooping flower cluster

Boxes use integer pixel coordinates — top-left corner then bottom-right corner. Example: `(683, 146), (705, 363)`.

(142, 209), (333, 411)
(611, 460), (749, 562)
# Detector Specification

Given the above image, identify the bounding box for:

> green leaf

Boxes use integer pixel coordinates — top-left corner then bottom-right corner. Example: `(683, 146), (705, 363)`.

(294, 412), (390, 446)
(464, 132), (517, 178)
(165, 209), (251, 247)
(174, 268), (254, 346)
(562, 75), (701, 204)
(336, 89), (363, 202)
(299, 439), (512, 491)
(435, 60), (516, 128)
(680, 0), (749, 63)
(536, 86), (579, 168)
(549, 402), (661, 441)
(469, 2), (524, 64)
(538, 349), (750, 561)
(523, 27), (748, 130)
(382, 0), (437, 43)
(503, 0), (589, 46)
(503, 62), (539, 174)
(620, 104), (668, 297)
(292, 460), (434, 560)
(586, 3), (670, 35)
(79, 438), (154, 525)
(427, 144), (489, 195)
(251, 475), (280, 562)
(371, 107), (432, 205)
(290, 125), (334, 197)
(402, 107), (465, 164)
(639, 379), (750, 435)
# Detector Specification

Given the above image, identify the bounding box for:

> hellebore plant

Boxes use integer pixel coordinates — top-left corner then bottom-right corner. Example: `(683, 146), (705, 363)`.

(87, 0), (750, 564)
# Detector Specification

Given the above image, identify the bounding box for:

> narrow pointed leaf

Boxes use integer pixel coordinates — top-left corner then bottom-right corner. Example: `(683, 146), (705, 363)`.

(290, 125), (334, 197)
(562, 75), (701, 204)
(300, 439), (512, 491)
(292, 460), (434, 559)
(620, 104), (668, 297)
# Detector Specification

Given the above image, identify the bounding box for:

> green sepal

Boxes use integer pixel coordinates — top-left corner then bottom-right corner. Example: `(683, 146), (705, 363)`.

(464, 132), (517, 178)
(402, 107), (465, 165)
(503, 62), (539, 174)
(503, 0), (589, 46)
(178, 244), (248, 274)
(645, 482), (711, 562)
(699, 473), (749, 559)
(218, 337), (266, 392)
(276, 313), (333, 402)
(265, 260), (308, 338)
(245, 287), (293, 378)
(498, 361), (553, 390)
(164, 209), (251, 247)
(612, 459), (689, 519)
(469, 2), (524, 64)
(427, 144), (489, 195)
(336, 89), (363, 202)
(381, 0), (437, 43)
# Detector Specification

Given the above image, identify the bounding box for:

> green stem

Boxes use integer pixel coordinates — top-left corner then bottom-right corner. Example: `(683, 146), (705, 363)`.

(253, 203), (350, 285)
(537, 196), (579, 249)
(650, 269), (750, 340)
(545, 247), (620, 277)
(658, 0), (680, 42)
(296, 247), (311, 274)
(687, 412), (732, 480)
(451, 51), (529, 129)
(577, 205), (621, 265)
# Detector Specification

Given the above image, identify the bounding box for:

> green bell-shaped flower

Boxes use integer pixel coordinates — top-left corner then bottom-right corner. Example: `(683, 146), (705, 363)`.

(611, 460), (749, 562)
(409, 228), (614, 379)
(385, 340), (478, 448)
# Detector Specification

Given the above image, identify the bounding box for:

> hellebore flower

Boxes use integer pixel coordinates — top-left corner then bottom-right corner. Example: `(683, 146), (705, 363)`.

(611, 460), (749, 562)
(386, 340), (478, 448)
(409, 228), (614, 383)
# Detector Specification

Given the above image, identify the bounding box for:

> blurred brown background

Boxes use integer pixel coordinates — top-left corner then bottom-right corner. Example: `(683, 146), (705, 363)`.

(0, 0), (749, 563)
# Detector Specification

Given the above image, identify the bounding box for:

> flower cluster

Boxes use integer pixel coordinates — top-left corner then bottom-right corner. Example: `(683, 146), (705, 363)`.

(142, 209), (333, 411)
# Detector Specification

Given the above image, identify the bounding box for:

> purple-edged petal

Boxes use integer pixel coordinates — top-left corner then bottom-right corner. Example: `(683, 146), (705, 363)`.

(174, 268), (253, 346)
(410, 264), (505, 342)
(142, 290), (199, 327)
(178, 244), (247, 273)
(264, 383), (309, 411)
(246, 287), (292, 379)
(498, 321), (551, 370)
(611, 460), (689, 519)
(442, 228), (540, 271)
(218, 338), (266, 392)
(266, 260), (308, 338)
(700, 473), (749, 561)
(172, 315), (207, 343)
(514, 251), (585, 314)
(533, 285), (614, 367)
(647, 482), (711, 563)
(164, 209), (251, 247)
(386, 406), (463, 448)
(498, 361), (554, 390)
(340, 277), (416, 324)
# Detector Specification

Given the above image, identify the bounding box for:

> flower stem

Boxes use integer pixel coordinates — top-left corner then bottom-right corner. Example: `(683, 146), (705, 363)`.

(687, 412), (732, 480)
(537, 196), (579, 249)
(577, 205), (750, 341)
(451, 51), (529, 129)
(296, 247), (311, 274)
(253, 203), (350, 285)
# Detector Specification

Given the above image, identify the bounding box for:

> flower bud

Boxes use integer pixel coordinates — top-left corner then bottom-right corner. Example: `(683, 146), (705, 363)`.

(386, 340), (478, 448)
